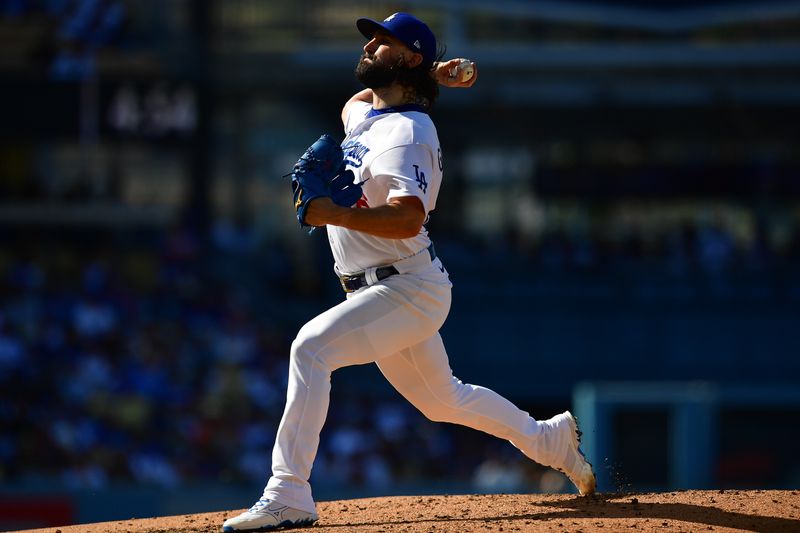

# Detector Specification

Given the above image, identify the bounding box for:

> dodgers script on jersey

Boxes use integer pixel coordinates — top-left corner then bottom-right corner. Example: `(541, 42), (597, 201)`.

(327, 100), (443, 275)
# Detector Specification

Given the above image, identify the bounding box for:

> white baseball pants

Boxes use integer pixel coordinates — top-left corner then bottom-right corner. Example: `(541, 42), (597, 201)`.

(262, 254), (544, 514)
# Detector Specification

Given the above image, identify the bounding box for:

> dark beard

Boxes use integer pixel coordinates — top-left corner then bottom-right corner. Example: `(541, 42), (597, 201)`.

(355, 54), (404, 89)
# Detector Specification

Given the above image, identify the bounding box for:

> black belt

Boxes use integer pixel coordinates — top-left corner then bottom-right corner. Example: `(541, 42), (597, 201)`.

(338, 244), (437, 293)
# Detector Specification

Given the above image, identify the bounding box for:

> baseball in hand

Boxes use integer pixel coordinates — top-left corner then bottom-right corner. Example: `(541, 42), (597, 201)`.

(449, 59), (475, 83)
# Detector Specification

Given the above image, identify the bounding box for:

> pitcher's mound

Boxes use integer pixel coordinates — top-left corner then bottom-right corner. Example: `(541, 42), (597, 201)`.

(17, 490), (800, 533)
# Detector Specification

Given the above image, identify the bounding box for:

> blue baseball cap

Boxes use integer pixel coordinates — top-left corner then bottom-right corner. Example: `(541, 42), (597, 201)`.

(356, 12), (437, 68)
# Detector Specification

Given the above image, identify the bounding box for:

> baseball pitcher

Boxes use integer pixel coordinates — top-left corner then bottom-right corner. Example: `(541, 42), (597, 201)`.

(223, 12), (596, 532)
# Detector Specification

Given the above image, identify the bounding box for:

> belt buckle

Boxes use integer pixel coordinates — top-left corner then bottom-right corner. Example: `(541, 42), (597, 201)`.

(339, 274), (359, 293)
(339, 276), (352, 293)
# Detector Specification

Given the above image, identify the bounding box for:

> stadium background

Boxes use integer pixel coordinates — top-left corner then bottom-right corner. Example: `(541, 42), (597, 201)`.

(1, 0), (798, 529)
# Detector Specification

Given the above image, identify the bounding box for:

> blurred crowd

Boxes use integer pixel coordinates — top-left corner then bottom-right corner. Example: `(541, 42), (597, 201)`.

(1, 210), (799, 494)
(0, 223), (562, 496)
(439, 209), (800, 283)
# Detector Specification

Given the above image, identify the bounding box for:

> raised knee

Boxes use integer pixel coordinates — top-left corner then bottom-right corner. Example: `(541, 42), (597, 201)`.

(290, 324), (321, 363)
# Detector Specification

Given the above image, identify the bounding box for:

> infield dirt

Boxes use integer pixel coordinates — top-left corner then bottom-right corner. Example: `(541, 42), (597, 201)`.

(16, 490), (800, 532)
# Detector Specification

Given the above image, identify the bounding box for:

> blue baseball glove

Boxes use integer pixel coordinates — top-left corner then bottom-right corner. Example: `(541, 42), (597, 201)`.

(291, 135), (362, 228)
(291, 134), (342, 227)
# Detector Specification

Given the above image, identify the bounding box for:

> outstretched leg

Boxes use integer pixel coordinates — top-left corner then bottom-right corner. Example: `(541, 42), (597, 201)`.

(376, 334), (543, 453)
(376, 334), (596, 495)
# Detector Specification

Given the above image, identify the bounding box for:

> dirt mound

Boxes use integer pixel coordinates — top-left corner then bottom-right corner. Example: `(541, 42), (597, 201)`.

(16, 490), (800, 533)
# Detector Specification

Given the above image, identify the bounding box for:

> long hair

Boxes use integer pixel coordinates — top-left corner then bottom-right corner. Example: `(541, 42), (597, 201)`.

(395, 43), (447, 112)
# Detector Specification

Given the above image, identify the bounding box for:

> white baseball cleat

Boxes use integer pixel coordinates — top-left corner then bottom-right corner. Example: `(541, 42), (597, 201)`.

(537, 411), (597, 496)
(222, 498), (318, 532)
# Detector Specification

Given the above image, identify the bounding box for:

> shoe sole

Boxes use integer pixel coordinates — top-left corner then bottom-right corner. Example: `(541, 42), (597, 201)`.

(222, 517), (317, 532)
(564, 411), (597, 496)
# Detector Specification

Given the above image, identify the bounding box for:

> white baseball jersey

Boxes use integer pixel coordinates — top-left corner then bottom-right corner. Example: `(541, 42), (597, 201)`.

(327, 100), (443, 275)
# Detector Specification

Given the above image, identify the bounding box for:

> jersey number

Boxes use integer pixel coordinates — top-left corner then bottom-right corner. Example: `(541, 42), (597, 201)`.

(413, 164), (428, 194)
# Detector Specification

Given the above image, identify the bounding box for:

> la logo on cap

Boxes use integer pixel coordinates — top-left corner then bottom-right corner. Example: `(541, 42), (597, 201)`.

(384, 13), (397, 22)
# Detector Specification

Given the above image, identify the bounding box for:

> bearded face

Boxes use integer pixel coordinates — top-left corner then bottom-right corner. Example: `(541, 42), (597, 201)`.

(355, 53), (406, 89)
